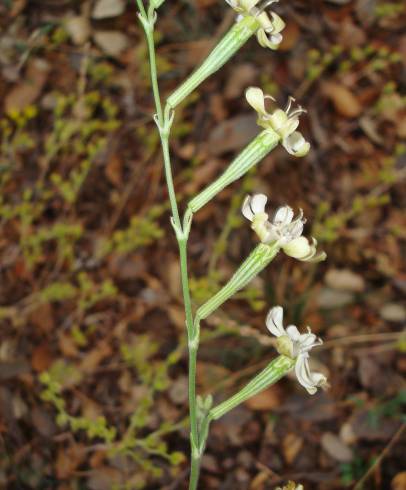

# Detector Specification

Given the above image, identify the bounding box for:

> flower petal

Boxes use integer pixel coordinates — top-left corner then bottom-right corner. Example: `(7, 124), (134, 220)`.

(256, 29), (283, 50)
(269, 12), (286, 34)
(266, 306), (285, 337)
(299, 330), (320, 349)
(286, 215), (305, 240)
(245, 86), (267, 115)
(286, 325), (301, 342)
(283, 131), (310, 157)
(295, 354), (327, 395)
(282, 236), (311, 259)
(296, 238), (327, 263)
(250, 193), (268, 214)
(273, 205), (294, 225)
(241, 195), (255, 221)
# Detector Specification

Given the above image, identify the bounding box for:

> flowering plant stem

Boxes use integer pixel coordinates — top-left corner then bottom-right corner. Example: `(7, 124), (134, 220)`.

(136, 1), (204, 487)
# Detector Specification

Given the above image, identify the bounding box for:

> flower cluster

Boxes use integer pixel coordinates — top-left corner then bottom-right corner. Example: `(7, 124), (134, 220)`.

(266, 306), (327, 394)
(226, 0), (286, 50)
(242, 194), (326, 262)
(246, 87), (310, 157)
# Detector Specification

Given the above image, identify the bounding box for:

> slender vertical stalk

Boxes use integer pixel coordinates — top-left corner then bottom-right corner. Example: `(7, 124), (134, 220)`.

(136, 2), (200, 488)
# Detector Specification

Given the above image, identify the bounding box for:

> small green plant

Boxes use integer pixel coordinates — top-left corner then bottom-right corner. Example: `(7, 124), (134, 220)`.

(40, 337), (186, 489)
(340, 456), (371, 487)
(375, 1), (405, 19)
(100, 204), (167, 257)
(367, 390), (406, 428)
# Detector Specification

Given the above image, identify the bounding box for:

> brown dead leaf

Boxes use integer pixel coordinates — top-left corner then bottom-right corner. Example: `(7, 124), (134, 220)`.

(65, 16), (91, 45)
(321, 432), (353, 462)
(31, 343), (54, 372)
(9, 0), (26, 16)
(92, 0), (125, 19)
(80, 395), (103, 420)
(208, 114), (259, 155)
(79, 340), (112, 373)
(183, 159), (221, 195)
(89, 449), (107, 469)
(322, 81), (363, 118)
(224, 63), (258, 100)
(279, 22), (300, 51)
(167, 305), (186, 331)
(28, 302), (54, 333)
(244, 385), (283, 411)
(58, 330), (80, 357)
(166, 257), (182, 299)
(197, 362), (231, 390)
(87, 467), (122, 490)
(325, 268), (365, 292)
(282, 433), (303, 465)
(5, 58), (50, 112)
(56, 444), (86, 479)
(93, 31), (129, 57)
(105, 155), (123, 187)
(210, 93), (228, 122)
(31, 407), (57, 437)
(392, 472), (406, 490)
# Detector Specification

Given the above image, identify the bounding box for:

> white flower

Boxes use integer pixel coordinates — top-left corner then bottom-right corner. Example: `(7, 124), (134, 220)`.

(266, 306), (328, 395)
(266, 205), (305, 246)
(241, 194), (326, 263)
(241, 193), (270, 242)
(225, 0), (286, 50)
(245, 87), (311, 157)
(276, 482), (304, 490)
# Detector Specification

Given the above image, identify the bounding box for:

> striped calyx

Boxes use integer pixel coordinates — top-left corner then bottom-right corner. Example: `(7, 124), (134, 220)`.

(167, 15), (260, 109)
(209, 355), (295, 420)
(195, 242), (279, 322)
(188, 130), (279, 213)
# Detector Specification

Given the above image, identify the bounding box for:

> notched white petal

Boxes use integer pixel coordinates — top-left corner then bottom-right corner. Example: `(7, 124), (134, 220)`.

(241, 195), (255, 221)
(283, 131), (311, 157)
(295, 354), (328, 395)
(245, 87), (267, 115)
(266, 306), (327, 395)
(273, 205), (294, 226)
(251, 193), (268, 214)
(266, 305), (285, 336)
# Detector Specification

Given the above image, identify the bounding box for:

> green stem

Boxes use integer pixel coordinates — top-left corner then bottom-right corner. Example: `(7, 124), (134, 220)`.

(167, 15), (260, 109)
(188, 129), (280, 213)
(136, 4), (200, 488)
(189, 450), (201, 490)
(210, 355), (295, 420)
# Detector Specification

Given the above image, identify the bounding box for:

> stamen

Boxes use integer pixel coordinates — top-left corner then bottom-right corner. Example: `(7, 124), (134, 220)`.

(284, 96), (296, 114)
(289, 106), (307, 118)
(257, 0), (279, 14)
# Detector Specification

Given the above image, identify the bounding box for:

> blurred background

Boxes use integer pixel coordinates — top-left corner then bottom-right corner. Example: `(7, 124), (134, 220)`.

(0, 0), (405, 489)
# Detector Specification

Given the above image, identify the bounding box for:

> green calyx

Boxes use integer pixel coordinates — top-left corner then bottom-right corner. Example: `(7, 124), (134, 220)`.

(209, 355), (295, 420)
(166, 16), (261, 109)
(188, 129), (280, 213)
